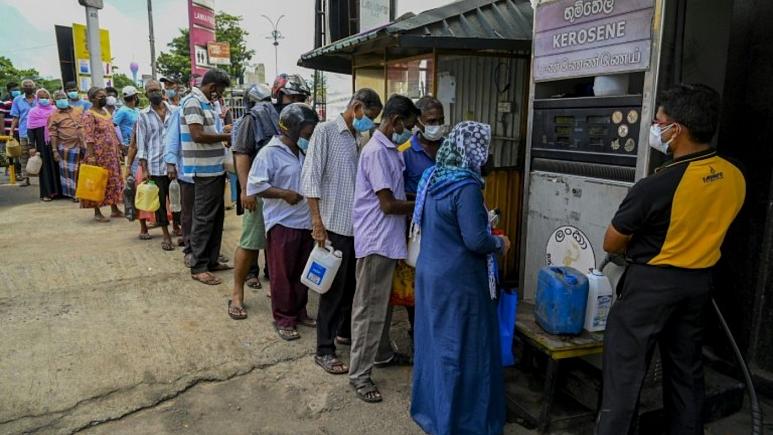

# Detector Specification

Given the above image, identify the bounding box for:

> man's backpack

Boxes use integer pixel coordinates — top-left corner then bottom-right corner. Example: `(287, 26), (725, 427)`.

(230, 102), (280, 157)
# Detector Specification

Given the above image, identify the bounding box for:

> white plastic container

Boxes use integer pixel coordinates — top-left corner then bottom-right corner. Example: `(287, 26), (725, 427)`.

(169, 179), (182, 213)
(584, 269), (614, 332)
(301, 241), (343, 294)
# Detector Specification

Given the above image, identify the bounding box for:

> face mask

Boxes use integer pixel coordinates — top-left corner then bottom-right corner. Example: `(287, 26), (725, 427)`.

(165, 89), (177, 99)
(106, 96), (117, 106)
(422, 124), (447, 142)
(95, 98), (107, 108)
(67, 91), (79, 100)
(648, 123), (675, 155)
(23, 88), (34, 96)
(11, 90), (20, 98)
(55, 99), (70, 109)
(38, 98), (50, 106)
(353, 113), (375, 133)
(298, 137), (310, 152)
(149, 94), (164, 105)
(392, 121), (413, 145)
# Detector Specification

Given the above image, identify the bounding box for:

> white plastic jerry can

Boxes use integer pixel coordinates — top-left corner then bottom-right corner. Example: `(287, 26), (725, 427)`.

(300, 241), (343, 294)
(584, 269), (615, 332)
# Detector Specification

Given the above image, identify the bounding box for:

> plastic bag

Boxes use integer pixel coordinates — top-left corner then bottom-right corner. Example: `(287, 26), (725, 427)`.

(405, 224), (421, 268)
(390, 260), (415, 306)
(4, 138), (21, 158)
(123, 175), (136, 221)
(25, 154), (42, 176)
(224, 146), (235, 173)
(76, 164), (109, 203)
(135, 180), (160, 212)
(498, 289), (518, 367)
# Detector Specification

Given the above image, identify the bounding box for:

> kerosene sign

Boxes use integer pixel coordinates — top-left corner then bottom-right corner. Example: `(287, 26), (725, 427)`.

(533, 0), (656, 81)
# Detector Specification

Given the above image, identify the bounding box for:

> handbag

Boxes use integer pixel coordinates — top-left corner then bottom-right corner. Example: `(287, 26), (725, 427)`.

(25, 154), (42, 176)
(390, 260), (415, 306)
(76, 164), (109, 202)
(405, 224), (421, 268)
(5, 138), (21, 158)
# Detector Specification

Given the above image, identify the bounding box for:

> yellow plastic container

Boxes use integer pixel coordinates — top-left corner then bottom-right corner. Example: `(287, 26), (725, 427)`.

(76, 164), (109, 203)
(135, 180), (160, 212)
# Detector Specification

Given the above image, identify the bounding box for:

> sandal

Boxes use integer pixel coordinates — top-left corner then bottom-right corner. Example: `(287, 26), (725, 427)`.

(351, 380), (383, 403)
(374, 352), (412, 368)
(210, 263), (233, 272)
(192, 272), (222, 286)
(315, 354), (349, 375)
(161, 240), (175, 251)
(94, 215), (110, 223)
(298, 316), (317, 328)
(228, 300), (247, 320)
(246, 277), (262, 289)
(177, 237), (185, 247)
(111, 211), (124, 218)
(335, 336), (352, 346)
(273, 322), (300, 341)
(138, 233), (152, 240)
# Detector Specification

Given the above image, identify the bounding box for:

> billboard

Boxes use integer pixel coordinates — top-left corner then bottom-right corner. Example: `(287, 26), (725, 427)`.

(71, 23), (112, 90)
(188, 0), (216, 86)
(207, 42), (230, 65)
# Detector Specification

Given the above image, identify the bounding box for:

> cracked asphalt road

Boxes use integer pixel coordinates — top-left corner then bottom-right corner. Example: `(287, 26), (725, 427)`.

(0, 182), (535, 435)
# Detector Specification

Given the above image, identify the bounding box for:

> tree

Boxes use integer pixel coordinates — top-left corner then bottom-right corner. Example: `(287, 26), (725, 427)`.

(215, 12), (255, 84)
(156, 29), (192, 85)
(156, 12), (254, 85)
(112, 73), (137, 90)
(0, 56), (42, 92)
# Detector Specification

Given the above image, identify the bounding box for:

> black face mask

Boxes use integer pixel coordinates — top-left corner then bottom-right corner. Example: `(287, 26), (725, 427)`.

(23, 88), (34, 96)
(149, 94), (163, 105)
(95, 98), (107, 108)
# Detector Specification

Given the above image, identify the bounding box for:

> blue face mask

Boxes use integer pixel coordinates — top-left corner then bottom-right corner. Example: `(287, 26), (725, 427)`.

(38, 99), (50, 107)
(11, 90), (21, 98)
(55, 99), (70, 109)
(353, 114), (375, 132)
(391, 121), (413, 145)
(165, 89), (177, 99)
(298, 137), (310, 151)
(67, 91), (79, 100)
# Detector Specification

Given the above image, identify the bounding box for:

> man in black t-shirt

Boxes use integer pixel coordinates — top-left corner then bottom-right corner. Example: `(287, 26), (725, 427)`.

(596, 84), (746, 435)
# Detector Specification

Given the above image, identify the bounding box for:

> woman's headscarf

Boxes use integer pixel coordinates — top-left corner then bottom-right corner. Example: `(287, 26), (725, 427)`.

(27, 89), (54, 142)
(412, 121), (498, 299)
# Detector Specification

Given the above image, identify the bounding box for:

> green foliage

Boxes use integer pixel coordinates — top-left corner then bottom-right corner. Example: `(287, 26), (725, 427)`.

(215, 12), (255, 84)
(156, 12), (254, 86)
(156, 29), (192, 85)
(0, 56), (47, 94)
(112, 73), (136, 90)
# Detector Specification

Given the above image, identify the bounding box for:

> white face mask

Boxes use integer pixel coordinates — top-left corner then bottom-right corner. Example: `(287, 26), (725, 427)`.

(422, 124), (447, 142)
(106, 96), (117, 107)
(648, 123), (675, 155)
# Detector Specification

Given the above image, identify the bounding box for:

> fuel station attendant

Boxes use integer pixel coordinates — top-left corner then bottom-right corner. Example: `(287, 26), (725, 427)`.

(596, 84), (746, 435)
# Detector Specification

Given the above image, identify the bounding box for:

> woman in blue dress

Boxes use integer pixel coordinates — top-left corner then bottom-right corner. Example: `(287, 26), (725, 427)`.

(411, 121), (510, 435)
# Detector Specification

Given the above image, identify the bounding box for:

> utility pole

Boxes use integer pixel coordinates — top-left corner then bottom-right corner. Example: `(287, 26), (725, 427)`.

(147, 0), (157, 79)
(78, 0), (105, 88)
(261, 14), (285, 79)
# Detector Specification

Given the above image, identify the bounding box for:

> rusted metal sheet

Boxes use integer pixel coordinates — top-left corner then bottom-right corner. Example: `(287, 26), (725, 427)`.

(484, 169), (523, 282)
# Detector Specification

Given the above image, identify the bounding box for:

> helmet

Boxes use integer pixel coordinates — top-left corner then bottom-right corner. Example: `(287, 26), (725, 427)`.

(246, 84), (272, 103)
(271, 73), (311, 100)
(278, 103), (319, 140)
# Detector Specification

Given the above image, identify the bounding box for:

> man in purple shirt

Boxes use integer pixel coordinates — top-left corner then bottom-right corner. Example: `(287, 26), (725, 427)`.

(349, 95), (419, 403)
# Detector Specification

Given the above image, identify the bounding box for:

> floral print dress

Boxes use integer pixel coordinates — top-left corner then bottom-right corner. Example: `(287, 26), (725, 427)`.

(80, 109), (124, 208)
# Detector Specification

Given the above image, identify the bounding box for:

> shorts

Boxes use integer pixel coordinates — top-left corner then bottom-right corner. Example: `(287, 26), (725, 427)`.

(239, 205), (266, 250)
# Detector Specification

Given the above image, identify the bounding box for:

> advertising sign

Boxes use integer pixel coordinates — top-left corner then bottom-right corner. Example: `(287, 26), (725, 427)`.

(533, 0), (655, 82)
(188, 0), (216, 85)
(71, 23), (112, 89)
(207, 42), (231, 65)
(360, 0), (391, 33)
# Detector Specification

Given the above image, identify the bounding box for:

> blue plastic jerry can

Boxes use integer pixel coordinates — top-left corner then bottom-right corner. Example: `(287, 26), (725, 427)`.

(535, 266), (589, 335)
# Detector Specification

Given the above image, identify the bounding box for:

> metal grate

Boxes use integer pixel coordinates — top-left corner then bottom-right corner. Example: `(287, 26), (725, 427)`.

(531, 158), (636, 182)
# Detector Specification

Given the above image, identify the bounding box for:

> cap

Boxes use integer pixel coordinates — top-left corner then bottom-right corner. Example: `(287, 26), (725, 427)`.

(160, 77), (177, 84)
(122, 86), (138, 97)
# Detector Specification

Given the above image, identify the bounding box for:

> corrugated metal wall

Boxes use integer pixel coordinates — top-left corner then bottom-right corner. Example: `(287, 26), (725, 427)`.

(437, 55), (528, 282)
(437, 55), (529, 168)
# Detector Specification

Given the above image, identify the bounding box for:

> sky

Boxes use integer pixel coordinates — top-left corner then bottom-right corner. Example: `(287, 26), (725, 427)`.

(0, 0), (456, 96)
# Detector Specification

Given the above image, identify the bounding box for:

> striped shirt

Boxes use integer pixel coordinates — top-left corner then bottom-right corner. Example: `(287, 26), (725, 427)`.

(136, 102), (173, 176)
(180, 87), (223, 177)
(300, 114), (361, 237)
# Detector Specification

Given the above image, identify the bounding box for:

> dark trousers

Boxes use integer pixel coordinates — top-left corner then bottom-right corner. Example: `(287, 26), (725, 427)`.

(267, 224), (314, 328)
(179, 180), (194, 254)
(149, 175), (170, 226)
(316, 232), (356, 356)
(190, 176), (225, 274)
(596, 265), (712, 435)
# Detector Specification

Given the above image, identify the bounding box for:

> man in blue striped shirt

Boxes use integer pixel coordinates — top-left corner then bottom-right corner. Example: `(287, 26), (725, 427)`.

(181, 69), (233, 285)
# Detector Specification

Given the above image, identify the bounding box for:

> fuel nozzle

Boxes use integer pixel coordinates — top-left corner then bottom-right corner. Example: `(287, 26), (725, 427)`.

(599, 253), (626, 272)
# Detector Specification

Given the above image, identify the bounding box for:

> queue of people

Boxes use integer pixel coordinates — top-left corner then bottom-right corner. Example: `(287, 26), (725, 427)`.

(2, 68), (512, 435)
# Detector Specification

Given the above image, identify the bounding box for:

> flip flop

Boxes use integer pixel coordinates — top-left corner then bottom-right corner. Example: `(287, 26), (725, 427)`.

(161, 240), (175, 251)
(138, 233), (152, 240)
(228, 300), (247, 320)
(192, 272), (222, 286)
(246, 277), (262, 289)
(315, 354), (349, 375)
(298, 317), (317, 328)
(273, 322), (300, 341)
(210, 263), (233, 272)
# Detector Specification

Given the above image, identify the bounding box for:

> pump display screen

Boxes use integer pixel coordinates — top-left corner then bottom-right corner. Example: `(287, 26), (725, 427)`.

(531, 96), (642, 167)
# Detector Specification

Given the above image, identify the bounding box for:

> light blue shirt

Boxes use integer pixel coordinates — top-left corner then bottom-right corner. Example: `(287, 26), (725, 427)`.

(163, 105), (193, 184)
(247, 136), (310, 232)
(70, 99), (92, 111)
(113, 105), (139, 145)
(10, 95), (35, 138)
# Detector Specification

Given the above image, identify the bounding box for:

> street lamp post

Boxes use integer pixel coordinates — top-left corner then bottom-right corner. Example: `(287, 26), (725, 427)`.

(261, 14), (285, 79)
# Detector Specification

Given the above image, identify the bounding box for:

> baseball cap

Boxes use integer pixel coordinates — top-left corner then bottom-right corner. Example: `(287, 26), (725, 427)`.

(160, 77), (177, 84)
(122, 86), (138, 97)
